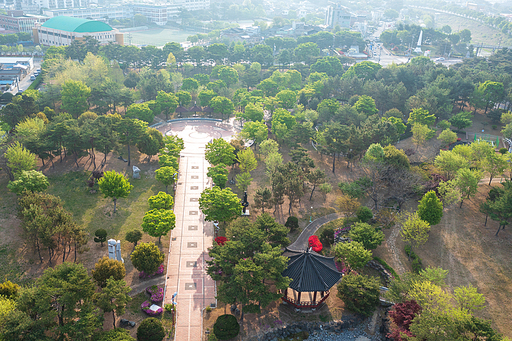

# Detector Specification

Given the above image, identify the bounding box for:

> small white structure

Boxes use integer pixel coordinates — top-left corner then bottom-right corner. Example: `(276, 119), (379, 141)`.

(414, 30), (423, 53)
(108, 238), (124, 263)
(132, 165), (140, 179)
(149, 304), (161, 313)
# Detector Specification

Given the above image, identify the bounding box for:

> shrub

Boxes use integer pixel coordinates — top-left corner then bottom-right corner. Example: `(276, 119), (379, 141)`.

(373, 257), (400, 280)
(412, 258), (423, 273)
(205, 306), (212, 313)
(213, 314), (240, 340)
(215, 236), (227, 246)
(319, 226), (335, 247)
(94, 229), (107, 246)
(356, 206), (373, 223)
(0, 281), (20, 299)
(337, 273), (380, 317)
(141, 301), (163, 316)
(138, 264), (164, 279)
(308, 235), (323, 252)
(164, 303), (176, 313)
(136, 317), (165, 341)
(125, 230), (143, 247)
(285, 216), (299, 230)
(92, 256), (126, 287)
(499, 148), (508, 154)
(146, 285), (164, 303)
(208, 333), (218, 341)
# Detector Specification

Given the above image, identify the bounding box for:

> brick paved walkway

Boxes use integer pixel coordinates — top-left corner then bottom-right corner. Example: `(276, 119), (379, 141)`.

(163, 122), (234, 341)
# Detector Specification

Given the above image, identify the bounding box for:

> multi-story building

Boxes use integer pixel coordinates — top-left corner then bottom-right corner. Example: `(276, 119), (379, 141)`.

(33, 16), (123, 46)
(0, 10), (48, 33)
(325, 3), (352, 28)
(43, 6), (132, 21)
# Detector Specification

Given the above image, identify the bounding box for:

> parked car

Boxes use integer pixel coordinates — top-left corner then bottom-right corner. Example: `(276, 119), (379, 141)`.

(30, 75), (35, 81)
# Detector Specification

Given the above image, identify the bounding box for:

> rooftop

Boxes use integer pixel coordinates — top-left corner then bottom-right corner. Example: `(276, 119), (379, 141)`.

(41, 16), (113, 33)
(282, 248), (342, 292)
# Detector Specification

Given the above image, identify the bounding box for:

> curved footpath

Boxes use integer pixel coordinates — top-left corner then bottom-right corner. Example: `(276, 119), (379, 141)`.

(288, 213), (343, 251)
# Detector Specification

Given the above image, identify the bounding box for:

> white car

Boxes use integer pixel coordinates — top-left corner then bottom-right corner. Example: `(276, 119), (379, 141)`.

(435, 57), (445, 62)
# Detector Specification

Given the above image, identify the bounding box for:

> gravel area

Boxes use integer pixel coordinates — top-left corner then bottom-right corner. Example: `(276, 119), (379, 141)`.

(303, 319), (383, 341)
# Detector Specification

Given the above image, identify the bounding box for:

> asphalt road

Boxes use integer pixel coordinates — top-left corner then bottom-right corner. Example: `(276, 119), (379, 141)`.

(289, 213), (342, 251)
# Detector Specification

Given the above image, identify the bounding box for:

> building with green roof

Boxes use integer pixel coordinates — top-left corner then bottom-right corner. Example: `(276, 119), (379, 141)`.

(33, 16), (123, 47)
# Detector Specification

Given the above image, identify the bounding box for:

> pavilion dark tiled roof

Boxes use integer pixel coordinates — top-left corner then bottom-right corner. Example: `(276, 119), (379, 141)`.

(282, 247), (342, 292)
(175, 106), (189, 113)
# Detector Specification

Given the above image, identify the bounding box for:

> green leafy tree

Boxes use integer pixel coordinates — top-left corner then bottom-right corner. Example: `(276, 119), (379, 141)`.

(218, 66), (239, 87)
(449, 111), (473, 130)
(483, 152), (508, 185)
(438, 129), (458, 147)
(454, 168), (482, 208)
(176, 90), (192, 106)
(155, 166), (177, 194)
(98, 171), (134, 213)
(130, 242), (164, 275)
(137, 127), (164, 161)
(205, 138), (236, 166)
(254, 187), (273, 213)
(207, 164), (229, 189)
(417, 191), (444, 226)
(181, 77), (200, 91)
(435, 150), (469, 179)
(236, 171), (253, 192)
(4, 141), (37, 181)
(96, 328), (136, 340)
(348, 222), (385, 250)
(241, 121), (268, 148)
(354, 95), (378, 116)
(334, 241), (372, 270)
(237, 147), (257, 173)
(337, 273), (380, 316)
(94, 229), (108, 247)
(136, 317), (165, 341)
(155, 90), (178, 120)
(0, 281), (20, 299)
(125, 103), (154, 124)
(148, 191), (174, 210)
(199, 186), (242, 223)
(7, 170), (49, 194)
(411, 123), (433, 151)
(125, 230), (143, 248)
(210, 96), (234, 120)
(408, 108), (435, 127)
(94, 278), (132, 329)
(275, 90), (296, 109)
(115, 118), (148, 166)
(142, 208), (176, 244)
(400, 211), (431, 251)
(61, 80), (91, 118)
(294, 42), (320, 64)
(92, 256), (126, 288)
(198, 89), (217, 107)
(477, 81), (505, 114)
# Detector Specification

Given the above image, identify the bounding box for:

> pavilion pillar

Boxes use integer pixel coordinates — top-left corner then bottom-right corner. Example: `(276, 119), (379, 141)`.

(284, 288), (288, 298)
(313, 291), (317, 303)
(321, 291), (324, 297)
(297, 292), (302, 304)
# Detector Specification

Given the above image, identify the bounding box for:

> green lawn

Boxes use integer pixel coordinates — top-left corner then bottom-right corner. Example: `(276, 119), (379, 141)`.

(126, 28), (201, 46)
(46, 170), (163, 260)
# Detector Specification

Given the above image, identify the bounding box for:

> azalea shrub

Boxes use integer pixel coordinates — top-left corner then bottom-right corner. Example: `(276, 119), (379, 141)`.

(146, 285), (164, 303)
(215, 236), (227, 246)
(141, 300), (163, 316)
(308, 235), (323, 252)
(139, 264), (164, 279)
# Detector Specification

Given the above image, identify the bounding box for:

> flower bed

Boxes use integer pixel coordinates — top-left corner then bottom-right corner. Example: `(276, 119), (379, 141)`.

(139, 264), (164, 279)
(308, 235), (323, 252)
(215, 236), (227, 246)
(146, 285), (164, 303)
(141, 300), (163, 316)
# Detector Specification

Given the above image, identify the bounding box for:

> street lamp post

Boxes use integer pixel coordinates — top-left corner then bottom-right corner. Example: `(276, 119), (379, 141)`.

(309, 207), (313, 223)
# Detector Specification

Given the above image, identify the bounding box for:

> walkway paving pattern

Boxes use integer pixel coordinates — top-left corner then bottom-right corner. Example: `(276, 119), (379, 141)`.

(163, 121), (234, 341)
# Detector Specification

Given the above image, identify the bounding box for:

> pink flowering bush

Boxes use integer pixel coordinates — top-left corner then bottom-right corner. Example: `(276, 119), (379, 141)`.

(146, 285), (164, 303)
(141, 300), (163, 316)
(139, 264), (164, 279)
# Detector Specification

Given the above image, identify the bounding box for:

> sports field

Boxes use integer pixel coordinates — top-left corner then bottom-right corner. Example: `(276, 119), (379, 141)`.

(126, 28), (202, 47)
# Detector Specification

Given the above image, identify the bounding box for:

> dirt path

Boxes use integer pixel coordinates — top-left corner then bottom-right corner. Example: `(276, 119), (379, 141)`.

(387, 225), (406, 276)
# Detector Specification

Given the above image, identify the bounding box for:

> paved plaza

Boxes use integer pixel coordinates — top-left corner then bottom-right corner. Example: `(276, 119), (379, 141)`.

(162, 120), (235, 341)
